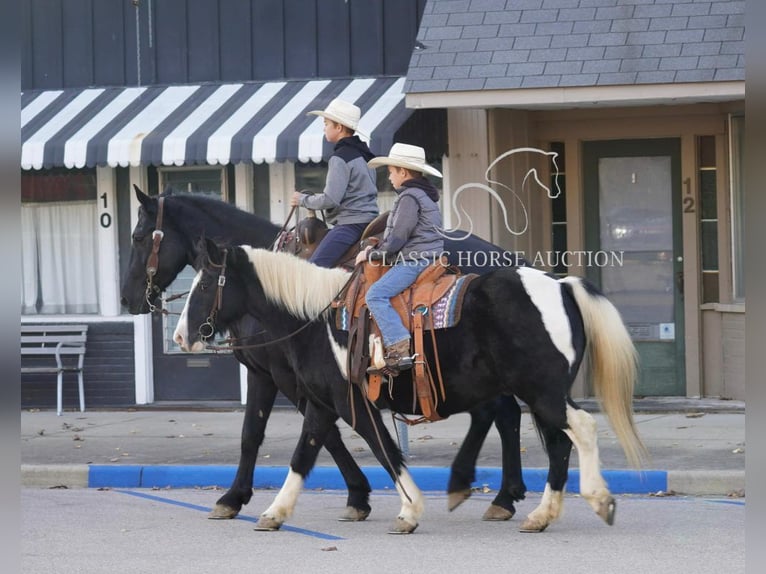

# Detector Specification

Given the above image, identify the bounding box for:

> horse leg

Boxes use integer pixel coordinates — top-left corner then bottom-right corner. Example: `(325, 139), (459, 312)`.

(337, 392), (423, 534)
(563, 403), (616, 525)
(447, 401), (495, 512)
(519, 415), (572, 533)
(322, 422), (372, 521)
(484, 394), (526, 521)
(210, 368), (277, 519)
(255, 401), (338, 531)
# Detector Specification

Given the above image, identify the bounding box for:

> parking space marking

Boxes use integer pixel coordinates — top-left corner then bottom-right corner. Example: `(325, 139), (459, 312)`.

(114, 489), (345, 540)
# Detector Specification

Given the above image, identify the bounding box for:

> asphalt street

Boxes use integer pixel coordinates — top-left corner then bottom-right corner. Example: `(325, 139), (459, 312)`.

(21, 487), (745, 574)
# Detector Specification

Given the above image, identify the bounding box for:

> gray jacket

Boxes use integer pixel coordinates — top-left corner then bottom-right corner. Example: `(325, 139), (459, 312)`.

(300, 136), (379, 226)
(375, 183), (443, 261)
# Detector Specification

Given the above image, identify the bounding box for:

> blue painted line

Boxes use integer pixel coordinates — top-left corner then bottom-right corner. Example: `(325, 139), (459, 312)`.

(89, 465), (668, 494)
(113, 489), (344, 541)
(706, 499), (745, 507)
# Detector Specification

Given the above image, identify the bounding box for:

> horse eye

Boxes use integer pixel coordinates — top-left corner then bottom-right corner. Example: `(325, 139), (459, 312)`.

(132, 233), (145, 242)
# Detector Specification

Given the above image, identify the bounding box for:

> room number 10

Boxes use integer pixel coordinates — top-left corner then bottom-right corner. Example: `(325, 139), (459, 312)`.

(99, 192), (112, 228)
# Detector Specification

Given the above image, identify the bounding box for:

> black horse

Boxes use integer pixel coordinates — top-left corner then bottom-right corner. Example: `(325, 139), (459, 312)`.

(174, 241), (647, 534)
(120, 188), (528, 523)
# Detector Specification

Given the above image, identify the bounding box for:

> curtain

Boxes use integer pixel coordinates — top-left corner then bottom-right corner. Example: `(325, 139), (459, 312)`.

(21, 201), (99, 314)
(21, 205), (38, 314)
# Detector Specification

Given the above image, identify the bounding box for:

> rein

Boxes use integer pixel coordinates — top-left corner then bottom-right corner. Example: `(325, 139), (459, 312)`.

(203, 261), (363, 352)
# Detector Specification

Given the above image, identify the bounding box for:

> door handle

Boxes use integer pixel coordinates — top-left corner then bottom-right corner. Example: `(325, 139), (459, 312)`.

(676, 271), (684, 296)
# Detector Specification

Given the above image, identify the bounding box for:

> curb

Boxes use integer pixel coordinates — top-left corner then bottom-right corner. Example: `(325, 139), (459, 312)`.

(21, 465), (745, 496)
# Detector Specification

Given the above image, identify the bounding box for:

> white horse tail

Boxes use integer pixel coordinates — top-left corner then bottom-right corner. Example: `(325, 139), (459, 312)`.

(560, 277), (649, 469)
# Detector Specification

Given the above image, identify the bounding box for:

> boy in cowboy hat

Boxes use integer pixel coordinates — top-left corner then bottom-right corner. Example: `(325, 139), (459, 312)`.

(355, 143), (444, 374)
(290, 98), (379, 268)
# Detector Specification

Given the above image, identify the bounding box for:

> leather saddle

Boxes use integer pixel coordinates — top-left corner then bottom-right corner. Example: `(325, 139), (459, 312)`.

(334, 257), (477, 422)
(275, 211), (388, 269)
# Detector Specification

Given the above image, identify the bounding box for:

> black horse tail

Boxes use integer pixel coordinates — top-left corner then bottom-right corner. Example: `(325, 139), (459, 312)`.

(560, 277), (649, 469)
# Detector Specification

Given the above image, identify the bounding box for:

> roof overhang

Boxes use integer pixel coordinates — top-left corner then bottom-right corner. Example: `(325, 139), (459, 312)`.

(406, 81), (745, 110)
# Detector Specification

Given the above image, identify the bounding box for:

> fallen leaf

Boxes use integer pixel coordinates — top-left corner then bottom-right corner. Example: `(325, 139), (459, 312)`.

(417, 435), (433, 441)
(73, 434), (83, 441)
(732, 447), (744, 454)
(37, 429), (45, 436)
(321, 546), (338, 552)
(520, 447), (527, 453)
(685, 412), (705, 418)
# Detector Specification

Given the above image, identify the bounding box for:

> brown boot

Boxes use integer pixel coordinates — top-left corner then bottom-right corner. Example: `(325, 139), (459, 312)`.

(367, 339), (413, 375)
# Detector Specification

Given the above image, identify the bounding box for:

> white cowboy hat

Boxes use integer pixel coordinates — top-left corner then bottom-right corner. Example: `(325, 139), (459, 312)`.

(367, 143), (442, 178)
(307, 98), (361, 132)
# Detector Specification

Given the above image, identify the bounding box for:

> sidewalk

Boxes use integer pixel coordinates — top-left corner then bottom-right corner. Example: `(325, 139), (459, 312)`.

(20, 398), (746, 496)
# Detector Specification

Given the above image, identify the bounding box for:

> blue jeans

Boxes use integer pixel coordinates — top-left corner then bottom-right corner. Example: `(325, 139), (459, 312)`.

(309, 222), (369, 268)
(365, 259), (430, 347)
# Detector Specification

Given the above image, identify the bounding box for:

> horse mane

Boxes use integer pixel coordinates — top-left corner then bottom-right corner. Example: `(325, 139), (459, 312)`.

(161, 190), (280, 248)
(241, 247), (351, 321)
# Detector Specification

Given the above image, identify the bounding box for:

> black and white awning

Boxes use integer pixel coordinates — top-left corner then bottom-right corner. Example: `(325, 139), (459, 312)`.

(21, 77), (412, 170)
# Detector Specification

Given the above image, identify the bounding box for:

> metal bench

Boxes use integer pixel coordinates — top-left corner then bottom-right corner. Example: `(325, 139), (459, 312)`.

(21, 324), (88, 416)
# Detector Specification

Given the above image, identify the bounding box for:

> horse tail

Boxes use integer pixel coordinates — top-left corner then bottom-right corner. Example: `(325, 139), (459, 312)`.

(560, 277), (648, 469)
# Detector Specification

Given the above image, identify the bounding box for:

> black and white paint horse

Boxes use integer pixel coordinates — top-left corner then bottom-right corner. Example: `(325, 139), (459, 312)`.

(174, 241), (647, 533)
(120, 188), (529, 523)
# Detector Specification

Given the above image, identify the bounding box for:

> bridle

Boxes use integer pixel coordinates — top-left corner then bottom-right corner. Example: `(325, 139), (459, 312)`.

(142, 196), (187, 314)
(144, 196), (166, 313)
(198, 248), (228, 343)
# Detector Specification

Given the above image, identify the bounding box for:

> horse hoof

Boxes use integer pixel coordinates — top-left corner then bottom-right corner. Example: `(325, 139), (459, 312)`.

(482, 504), (514, 521)
(208, 505), (239, 520)
(597, 497), (616, 526)
(519, 517), (548, 533)
(388, 516), (418, 535)
(254, 515), (283, 531)
(447, 490), (472, 512)
(338, 506), (371, 522)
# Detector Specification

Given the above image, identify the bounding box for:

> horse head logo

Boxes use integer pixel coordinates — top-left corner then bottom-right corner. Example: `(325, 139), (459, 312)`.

(439, 147), (562, 239)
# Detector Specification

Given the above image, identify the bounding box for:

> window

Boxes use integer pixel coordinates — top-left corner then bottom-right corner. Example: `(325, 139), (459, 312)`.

(21, 169), (99, 314)
(729, 114), (745, 301)
(158, 167), (228, 353)
(698, 136), (719, 303)
(294, 160), (399, 214)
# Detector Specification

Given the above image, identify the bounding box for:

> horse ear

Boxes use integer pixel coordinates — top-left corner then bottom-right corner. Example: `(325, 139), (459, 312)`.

(195, 236), (222, 263)
(133, 184), (153, 209)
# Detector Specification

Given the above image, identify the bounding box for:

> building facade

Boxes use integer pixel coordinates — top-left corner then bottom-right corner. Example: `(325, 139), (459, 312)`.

(21, 0), (744, 409)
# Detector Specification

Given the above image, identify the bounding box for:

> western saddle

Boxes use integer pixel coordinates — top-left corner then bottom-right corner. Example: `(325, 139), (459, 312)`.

(334, 256), (476, 422)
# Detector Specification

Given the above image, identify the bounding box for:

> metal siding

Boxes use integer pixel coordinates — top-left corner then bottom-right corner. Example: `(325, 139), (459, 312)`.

(122, 0), (139, 87)
(284, 0), (317, 78)
(187, 0), (221, 82)
(154, 0), (188, 84)
(62, 0), (94, 88)
(31, 0), (64, 89)
(21, 322), (136, 410)
(383, 0), (418, 75)
(253, 0), (285, 79)
(219, 0), (253, 81)
(350, 0), (384, 75)
(22, 1), (33, 89)
(92, 0), (126, 86)
(317, 0), (351, 77)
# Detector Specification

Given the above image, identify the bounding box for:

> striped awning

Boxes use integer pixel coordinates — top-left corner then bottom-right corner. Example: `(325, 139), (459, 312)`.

(21, 77), (412, 170)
